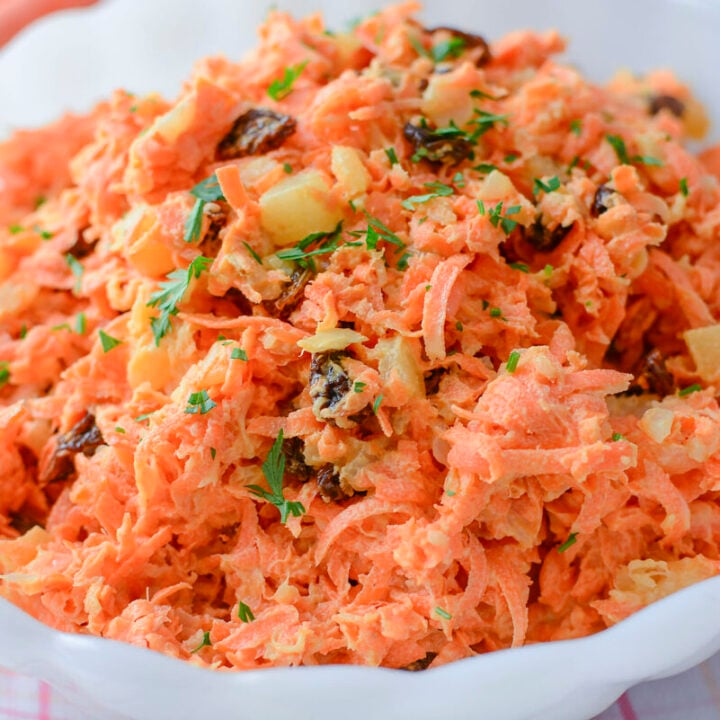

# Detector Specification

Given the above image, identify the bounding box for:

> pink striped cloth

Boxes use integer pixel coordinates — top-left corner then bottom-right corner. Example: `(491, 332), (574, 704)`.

(3, 655), (720, 720)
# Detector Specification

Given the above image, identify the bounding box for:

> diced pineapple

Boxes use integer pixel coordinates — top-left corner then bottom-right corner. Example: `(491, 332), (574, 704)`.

(422, 74), (475, 127)
(116, 206), (175, 277)
(374, 336), (425, 398)
(684, 324), (720, 383)
(297, 328), (367, 353)
(331, 146), (371, 199)
(260, 169), (343, 247)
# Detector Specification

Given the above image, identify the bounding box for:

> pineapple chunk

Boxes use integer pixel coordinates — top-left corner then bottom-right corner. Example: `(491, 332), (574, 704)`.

(297, 328), (367, 353)
(260, 169), (342, 247)
(684, 324), (720, 383)
(331, 146), (371, 199)
(374, 336), (425, 398)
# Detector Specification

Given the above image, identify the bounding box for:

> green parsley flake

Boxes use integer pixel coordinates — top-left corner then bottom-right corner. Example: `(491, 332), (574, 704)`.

(473, 163), (498, 174)
(247, 429), (306, 524)
(482, 201), (521, 235)
(243, 241), (263, 265)
(65, 254), (84, 294)
(135, 412), (154, 423)
(509, 262), (530, 273)
(543, 264), (554, 277)
(98, 330), (122, 353)
(9, 224), (23, 234)
(210, 447), (217, 460)
(0, 362), (9, 388)
(506, 351), (521, 373)
(19, 325), (27, 340)
(679, 384), (702, 397)
(606, 134), (664, 167)
(558, 533), (578, 553)
(611, 432), (625, 441)
(570, 119), (582, 136)
(533, 176), (561, 195)
(455, 321), (463, 332)
(190, 631), (212, 654)
(34, 195), (47, 209)
(431, 36), (466, 63)
(401, 181), (454, 211)
(147, 255), (212, 345)
(353, 381), (367, 393)
(679, 178), (689, 197)
(277, 222), (344, 271)
(446, 490), (456, 497)
(283, 163), (293, 174)
(33, 225), (53, 240)
(268, 61), (308, 101)
(231, 348), (248, 361)
(372, 395), (384, 414)
(489, 307), (502, 318)
(238, 601), (255, 623)
(183, 175), (226, 243)
(115, 426), (126, 434)
(75, 312), (87, 335)
(185, 390), (217, 415)
(504, 153), (519, 163)
(384, 147), (399, 166)
(434, 607), (452, 620)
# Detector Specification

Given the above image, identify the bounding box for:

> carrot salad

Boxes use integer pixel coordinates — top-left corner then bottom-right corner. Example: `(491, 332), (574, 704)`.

(2, 2), (720, 670)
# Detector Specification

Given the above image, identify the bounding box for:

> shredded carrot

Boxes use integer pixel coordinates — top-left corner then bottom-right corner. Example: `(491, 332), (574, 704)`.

(1, 3), (720, 671)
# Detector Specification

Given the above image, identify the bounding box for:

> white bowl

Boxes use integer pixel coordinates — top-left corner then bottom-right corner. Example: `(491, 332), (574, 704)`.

(1, 1), (720, 719)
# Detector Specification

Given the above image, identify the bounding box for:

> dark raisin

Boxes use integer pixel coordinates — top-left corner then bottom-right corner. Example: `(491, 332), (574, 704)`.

(316, 464), (349, 502)
(217, 108), (297, 160)
(592, 184), (617, 217)
(41, 413), (104, 484)
(264, 267), (312, 320)
(68, 227), (96, 259)
(223, 287), (253, 316)
(403, 122), (473, 165)
(423, 367), (446, 396)
(523, 218), (573, 253)
(427, 26), (491, 66)
(283, 437), (313, 480)
(403, 652), (438, 672)
(199, 205), (226, 257)
(309, 353), (351, 413)
(629, 348), (676, 397)
(648, 94), (685, 118)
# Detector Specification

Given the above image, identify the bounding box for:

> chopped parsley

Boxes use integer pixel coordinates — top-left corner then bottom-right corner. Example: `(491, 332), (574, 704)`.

(504, 153), (519, 163)
(348, 213), (407, 268)
(75, 312), (87, 335)
(242, 241), (263, 265)
(478, 200), (521, 235)
(506, 350), (521, 373)
(34, 195), (47, 209)
(679, 384), (702, 397)
(115, 426), (126, 434)
(606, 134), (664, 167)
(268, 60), (308, 101)
(146, 255), (212, 345)
(190, 631), (212, 654)
(567, 155), (581, 173)
(558, 533), (578, 553)
(455, 321), (464, 332)
(543, 264), (554, 277)
(397, 251), (412, 271)
(247, 429), (306, 524)
(135, 412), (154, 423)
(434, 607), (452, 620)
(9, 224), (23, 234)
(353, 381), (367, 393)
(185, 390), (217, 415)
(65, 254), (84, 294)
(570, 119), (583, 136)
(509, 262), (530, 273)
(473, 163), (498, 174)
(611, 432), (625, 441)
(467, 109), (510, 138)
(283, 162), (293, 174)
(19, 325), (27, 340)
(33, 225), (53, 240)
(372, 395), (384, 414)
(680, 178), (689, 197)
(401, 181), (454, 211)
(489, 307), (503, 318)
(277, 222), (345, 271)
(431, 36), (466, 62)
(446, 490), (456, 497)
(238, 601), (255, 623)
(98, 329), (122, 353)
(0, 362), (9, 388)
(184, 174), (226, 243)
(210, 447), (217, 460)
(231, 348), (248, 361)
(452, 171), (466, 188)
(533, 176), (561, 195)
(384, 147), (399, 166)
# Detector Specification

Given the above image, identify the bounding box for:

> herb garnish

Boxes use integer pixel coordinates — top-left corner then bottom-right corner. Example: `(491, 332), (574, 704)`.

(401, 181), (454, 211)
(477, 200), (521, 235)
(268, 61), (308, 101)
(98, 330), (122, 353)
(277, 222), (345, 271)
(434, 607), (452, 620)
(611, 432), (625, 441)
(184, 175), (226, 243)
(533, 176), (561, 195)
(431, 36), (466, 62)
(238, 601), (255, 623)
(283, 163), (293, 174)
(247, 430), (306, 524)
(509, 262), (529, 273)
(242, 241), (263, 265)
(372, 395), (384, 414)
(210, 447), (217, 460)
(147, 255), (212, 345)
(679, 178), (689, 197)
(385, 147), (399, 166)
(570, 119), (583, 136)
(679, 384), (702, 397)
(606, 134), (664, 167)
(75, 312), (87, 335)
(231, 348), (248, 361)
(506, 350), (521, 373)
(558, 533), (578, 553)
(184, 390), (217, 415)
(0, 362), (9, 388)
(190, 631), (212, 654)
(353, 381), (367, 393)
(65, 254), (84, 294)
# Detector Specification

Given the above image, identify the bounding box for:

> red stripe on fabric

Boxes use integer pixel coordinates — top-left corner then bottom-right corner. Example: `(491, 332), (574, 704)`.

(37, 682), (51, 720)
(617, 693), (639, 720)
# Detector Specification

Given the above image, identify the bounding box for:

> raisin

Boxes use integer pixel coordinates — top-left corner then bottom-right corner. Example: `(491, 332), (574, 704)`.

(264, 267), (312, 320)
(217, 108), (297, 160)
(648, 94), (685, 118)
(316, 464), (349, 502)
(41, 413), (104, 484)
(592, 184), (617, 217)
(283, 437), (313, 480)
(523, 218), (573, 252)
(309, 353), (350, 413)
(423, 367), (446, 396)
(403, 122), (473, 165)
(629, 348), (676, 397)
(199, 203), (226, 257)
(403, 652), (438, 671)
